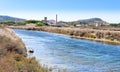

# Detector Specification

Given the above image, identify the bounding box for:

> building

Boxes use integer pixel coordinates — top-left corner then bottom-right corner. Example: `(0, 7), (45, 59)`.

(47, 20), (56, 25)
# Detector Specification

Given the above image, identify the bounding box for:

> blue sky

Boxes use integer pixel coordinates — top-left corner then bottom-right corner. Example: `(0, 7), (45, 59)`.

(0, 0), (120, 23)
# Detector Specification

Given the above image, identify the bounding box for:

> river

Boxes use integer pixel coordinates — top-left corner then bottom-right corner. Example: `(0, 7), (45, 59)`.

(14, 29), (120, 72)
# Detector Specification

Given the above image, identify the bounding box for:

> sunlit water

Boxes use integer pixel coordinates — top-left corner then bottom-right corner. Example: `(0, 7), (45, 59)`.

(14, 29), (120, 72)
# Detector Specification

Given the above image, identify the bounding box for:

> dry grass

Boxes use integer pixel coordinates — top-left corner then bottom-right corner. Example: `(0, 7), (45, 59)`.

(0, 52), (49, 72)
(0, 35), (26, 57)
(9, 26), (120, 45)
(0, 26), (26, 56)
(0, 26), (66, 72)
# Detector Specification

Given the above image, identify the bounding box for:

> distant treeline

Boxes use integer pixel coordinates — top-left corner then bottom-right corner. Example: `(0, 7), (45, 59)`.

(0, 21), (26, 25)
(0, 20), (47, 26)
(1, 19), (120, 27)
(110, 23), (120, 27)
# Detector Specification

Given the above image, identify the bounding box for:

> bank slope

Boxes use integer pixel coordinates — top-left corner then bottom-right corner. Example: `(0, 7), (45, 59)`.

(0, 26), (49, 72)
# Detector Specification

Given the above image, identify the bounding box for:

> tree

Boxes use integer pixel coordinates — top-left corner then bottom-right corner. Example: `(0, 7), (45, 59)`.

(25, 20), (40, 24)
(110, 23), (120, 27)
(36, 22), (44, 27)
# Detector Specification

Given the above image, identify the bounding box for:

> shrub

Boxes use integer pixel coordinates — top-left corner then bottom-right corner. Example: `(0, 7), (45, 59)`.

(87, 34), (96, 38)
(36, 23), (44, 27)
(0, 53), (48, 72)
(25, 20), (40, 24)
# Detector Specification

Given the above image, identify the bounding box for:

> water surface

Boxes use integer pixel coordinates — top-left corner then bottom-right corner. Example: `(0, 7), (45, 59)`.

(14, 30), (120, 72)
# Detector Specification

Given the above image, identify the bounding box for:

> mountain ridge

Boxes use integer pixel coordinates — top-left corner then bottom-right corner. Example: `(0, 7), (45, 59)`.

(0, 15), (109, 25)
(74, 18), (108, 25)
(0, 15), (26, 22)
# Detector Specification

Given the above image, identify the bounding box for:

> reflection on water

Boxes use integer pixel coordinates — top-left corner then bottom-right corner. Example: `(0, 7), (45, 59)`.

(14, 30), (120, 72)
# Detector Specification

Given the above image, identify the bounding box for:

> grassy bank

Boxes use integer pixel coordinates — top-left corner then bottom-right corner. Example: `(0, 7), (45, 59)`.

(0, 53), (48, 72)
(9, 26), (120, 45)
(0, 26), (53, 72)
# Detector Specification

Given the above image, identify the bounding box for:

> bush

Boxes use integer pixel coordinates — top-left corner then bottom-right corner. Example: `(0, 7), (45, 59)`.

(25, 20), (40, 24)
(87, 34), (96, 38)
(0, 28), (51, 72)
(0, 21), (15, 25)
(110, 23), (120, 27)
(0, 53), (47, 72)
(36, 23), (44, 27)
(15, 22), (26, 25)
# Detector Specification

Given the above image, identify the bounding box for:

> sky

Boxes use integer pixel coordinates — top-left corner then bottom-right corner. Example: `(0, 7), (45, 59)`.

(0, 0), (120, 23)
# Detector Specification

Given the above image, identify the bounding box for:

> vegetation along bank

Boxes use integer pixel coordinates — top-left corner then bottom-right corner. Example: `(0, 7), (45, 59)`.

(9, 26), (120, 45)
(0, 25), (54, 72)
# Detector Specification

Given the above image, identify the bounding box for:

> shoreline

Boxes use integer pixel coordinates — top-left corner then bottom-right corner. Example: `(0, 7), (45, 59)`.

(0, 26), (50, 72)
(71, 36), (120, 45)
(9, 26), (120, 45)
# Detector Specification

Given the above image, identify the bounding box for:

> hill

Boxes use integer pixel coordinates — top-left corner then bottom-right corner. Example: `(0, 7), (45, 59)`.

(77, 18), (107, 24)
(65, 18), (109, 26)
(0, 15), (26, 22)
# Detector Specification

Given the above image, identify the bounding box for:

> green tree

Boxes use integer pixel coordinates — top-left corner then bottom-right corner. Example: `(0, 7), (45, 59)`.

(110, 23), (120, 27)
(25, 20), (40, 24)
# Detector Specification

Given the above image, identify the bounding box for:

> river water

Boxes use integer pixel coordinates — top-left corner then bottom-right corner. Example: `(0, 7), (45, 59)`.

(14, 29), (120, 72)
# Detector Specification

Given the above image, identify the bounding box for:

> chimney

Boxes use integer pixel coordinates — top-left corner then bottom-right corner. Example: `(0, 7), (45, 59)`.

(44, 17), (47, 24)
(56, 14), (58, 25)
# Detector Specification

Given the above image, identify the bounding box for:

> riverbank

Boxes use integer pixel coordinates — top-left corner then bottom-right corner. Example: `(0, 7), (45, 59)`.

(0, 26), (51, 72)
(10, 26), (120, 45)
(9, 26), (120, 45)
